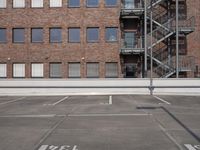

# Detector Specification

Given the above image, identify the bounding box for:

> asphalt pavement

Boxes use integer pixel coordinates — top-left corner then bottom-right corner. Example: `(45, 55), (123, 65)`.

(0, 95), (199, 150)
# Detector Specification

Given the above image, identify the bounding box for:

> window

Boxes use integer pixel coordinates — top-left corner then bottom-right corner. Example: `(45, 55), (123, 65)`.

(124, 0), (135, 9)
(50, 0), (62, 7)
(31, 63), (44, 78)
(86, 0), (98, 7)
(50, 28), (62, 43)
(13, 63), (25, 78)
(86, 63), (99, 78)
(105, 62), (118, 78)
(68, 28), (80, 43)
(124, 32), (136, 48)
(0, 28), (6, 43)
(31, 28), (43, 43)
(13, 0), (25, 8)
(0, 64), (6, 78)
(105, 0), (117, 6)
(50, 63), (62, 78)
(13, 28), (25, 43)
(31, 0), (43, 8)
(68, 63), (80, 78)
(105, 27), (118, 42)
(87, 28), (99, 42)
(68, 0), (79, 7)
(0, 0), (6, 8)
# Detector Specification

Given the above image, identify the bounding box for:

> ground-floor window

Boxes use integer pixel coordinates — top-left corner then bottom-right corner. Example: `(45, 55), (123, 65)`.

(68, 62), (81, 78)
(0, 63), (6, 78)
(31, 63), (44, 78)
(50, 63), (62, 78)
(105, 62), (118, 78)
(13, 63), (25, 78)
(86, 62), (99, 78)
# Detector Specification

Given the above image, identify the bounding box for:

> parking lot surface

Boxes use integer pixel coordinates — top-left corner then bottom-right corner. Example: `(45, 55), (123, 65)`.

(0, 95), (199, 150)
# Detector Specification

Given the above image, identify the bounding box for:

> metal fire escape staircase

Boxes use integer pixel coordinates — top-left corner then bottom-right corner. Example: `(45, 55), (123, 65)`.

(146, 0), (195, 77)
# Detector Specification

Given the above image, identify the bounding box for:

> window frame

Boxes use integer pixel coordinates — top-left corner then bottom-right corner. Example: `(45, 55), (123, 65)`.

(13, 0), (25, 8)
(68, 27), (81, 43)
(12, 63), (25, 78)
(86, 0), (99, 8)
(105, 0), (118, 7)
(87, 27), (99, 43)
(105, 27), (118, 42)
(68, 0), (80, 8)
(31, 0), (44, 8)
(49, 0), (62, 8)
(49, 27), (62, 43)
(68, 62), (81, 78)
(0, 28), (7, 43)
(0, 63), (7, 78)
(31, 63), (44, 78)
(12, 28), (25, 43)
(86, 62), (99, 78)
(49, 62), (62, 78)
(0, 0), (6, 8)
(31, 28), (43, 43)
(105, 62), (118, 78)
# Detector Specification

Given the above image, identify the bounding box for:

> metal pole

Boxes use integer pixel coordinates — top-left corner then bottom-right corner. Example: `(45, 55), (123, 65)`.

(176, 0), (179, 78)
(144, 0), (147, 78)
(150, 0), (153, 95)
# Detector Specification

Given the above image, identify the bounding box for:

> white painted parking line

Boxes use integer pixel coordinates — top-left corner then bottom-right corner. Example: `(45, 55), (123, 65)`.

(44, 96), (69, 106)
(38, 145), (48, 150)
(0, 97), (26, 105)
(0, 114), (66, 118)
(69, 113), (152, 117)
(184, 144), (197, 150)
(154, 96), (171, 105)
(109, 95), (112, 105)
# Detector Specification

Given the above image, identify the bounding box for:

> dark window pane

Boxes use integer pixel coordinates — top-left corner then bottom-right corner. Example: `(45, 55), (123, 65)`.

(124, 32), (136, 48)
(50, 28), (62, 43)
(31, 28), (43, 43)
(106, 28), (117, 41)
(105, 0), (117, 6)
(87, 0), (98, 7)
(87, 28), (99, 42)
(0, 28), (6, 43)
(13, 28), (25, 43)
(50, 63), (62, 78)
(69, 28), (80, 42)
(68, 0), (80, 7)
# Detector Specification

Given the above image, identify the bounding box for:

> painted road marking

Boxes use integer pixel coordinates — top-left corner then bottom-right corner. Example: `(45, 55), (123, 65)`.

(0, 114), (66, 118)
(154, 96), (171, 105)
(44, 96), (69, 106)
(109, 95), (112, 105)
(69, 113), (152, 117)
(0, 97), (26, 105)
(184, 144), (200, 150)
(38, 145), (78, 150)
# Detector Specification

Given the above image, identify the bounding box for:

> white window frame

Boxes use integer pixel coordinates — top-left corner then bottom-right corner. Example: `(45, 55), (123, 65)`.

(31, 63), (44, 78)
(50, 0), (62, 7)
(0, 64), (7, 78)
(31, 0), (44, 8)
(13, 0), (25, 8)
(13, 63), (25, 78)
(0, 0), (6, 8)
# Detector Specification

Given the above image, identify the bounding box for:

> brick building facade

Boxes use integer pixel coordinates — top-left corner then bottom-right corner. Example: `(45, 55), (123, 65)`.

(0, 0), (199, 78)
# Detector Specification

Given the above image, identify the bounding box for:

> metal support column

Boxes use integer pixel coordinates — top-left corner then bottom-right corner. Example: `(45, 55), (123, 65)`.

(150, 0), (153, 95)
(144, 0), (147, 78)
(176, 0), (179, 78)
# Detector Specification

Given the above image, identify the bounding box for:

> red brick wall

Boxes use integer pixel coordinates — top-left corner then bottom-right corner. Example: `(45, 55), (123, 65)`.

(0, 0), (122, 78)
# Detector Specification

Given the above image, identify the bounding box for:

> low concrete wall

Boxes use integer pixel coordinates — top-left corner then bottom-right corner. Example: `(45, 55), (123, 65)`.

(0, 79), (199, 96)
